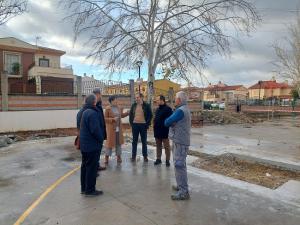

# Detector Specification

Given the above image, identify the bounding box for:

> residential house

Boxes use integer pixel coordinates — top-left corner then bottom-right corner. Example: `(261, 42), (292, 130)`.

(0, 37), (76, 95)
(180, 86), (204, 101)
(248, 79), (292, 100)
(203, 81), (248, 102)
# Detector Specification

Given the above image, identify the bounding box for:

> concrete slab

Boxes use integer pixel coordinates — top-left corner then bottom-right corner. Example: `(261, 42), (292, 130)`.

(0, 137), (300, 225)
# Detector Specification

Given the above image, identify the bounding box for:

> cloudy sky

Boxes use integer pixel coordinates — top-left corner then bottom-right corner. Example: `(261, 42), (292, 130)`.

(0, 0), (299, 87)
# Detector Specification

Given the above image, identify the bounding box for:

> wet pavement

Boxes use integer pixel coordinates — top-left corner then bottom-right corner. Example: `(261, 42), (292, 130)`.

(189, 117), (300, 169)
(0, 136), (300, 225)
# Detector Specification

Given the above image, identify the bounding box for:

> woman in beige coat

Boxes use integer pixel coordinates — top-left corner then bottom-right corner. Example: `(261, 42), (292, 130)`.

(104, 95), (129, 164)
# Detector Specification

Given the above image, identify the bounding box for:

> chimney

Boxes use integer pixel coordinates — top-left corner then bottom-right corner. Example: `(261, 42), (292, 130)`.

(83, 73), (87, 77)
(91, 75), (94, 79)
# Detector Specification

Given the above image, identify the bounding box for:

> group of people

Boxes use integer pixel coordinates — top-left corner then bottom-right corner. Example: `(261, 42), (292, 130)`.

(76, 88), (191, 201)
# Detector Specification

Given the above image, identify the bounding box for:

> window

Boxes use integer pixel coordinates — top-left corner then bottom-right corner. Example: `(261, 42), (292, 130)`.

(4, 52), (21, 75)
(39, 58), (49, 67)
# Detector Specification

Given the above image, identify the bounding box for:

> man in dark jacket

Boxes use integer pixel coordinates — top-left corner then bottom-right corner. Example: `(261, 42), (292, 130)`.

(78, 94), (104, 196)
(153, 95), (173, 167)
(93, 88), (107, 171)
(129, 93), (152, 162)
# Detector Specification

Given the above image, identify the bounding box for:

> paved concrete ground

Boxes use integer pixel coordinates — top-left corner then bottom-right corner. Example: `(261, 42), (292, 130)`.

(0, 137), (299, 225)
(190, 117), (300, 169)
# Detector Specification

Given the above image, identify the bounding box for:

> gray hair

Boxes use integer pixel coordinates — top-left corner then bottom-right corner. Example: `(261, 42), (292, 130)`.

(85, 94), (96, 105)
(93, 88), (102, 94)
(176, 91), (188, 104)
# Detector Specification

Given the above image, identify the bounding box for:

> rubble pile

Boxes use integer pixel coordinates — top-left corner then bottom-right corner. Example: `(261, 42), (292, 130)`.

(200, 110), (259, 124)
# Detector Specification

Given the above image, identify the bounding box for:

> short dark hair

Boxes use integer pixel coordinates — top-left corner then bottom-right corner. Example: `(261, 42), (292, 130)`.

(93, 88), (101, 94)
(159, 95), (165, 102)
(85, 94), (96, 105)
(108, 95), (117, 103)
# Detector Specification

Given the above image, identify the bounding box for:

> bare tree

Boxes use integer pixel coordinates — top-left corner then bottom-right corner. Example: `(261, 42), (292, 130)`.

(0, 0), (27, 25)
(63, 0), (259, 104)
(273, 14), (300, 97)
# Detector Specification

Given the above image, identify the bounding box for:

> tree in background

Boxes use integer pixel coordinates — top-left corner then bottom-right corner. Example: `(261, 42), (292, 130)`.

(0, 0), (27, 25)
(63, 0), (259, 104)
(274, 14), (300, 98)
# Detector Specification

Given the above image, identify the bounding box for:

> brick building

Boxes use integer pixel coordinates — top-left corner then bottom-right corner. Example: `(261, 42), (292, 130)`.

(0, 37), (76, 95)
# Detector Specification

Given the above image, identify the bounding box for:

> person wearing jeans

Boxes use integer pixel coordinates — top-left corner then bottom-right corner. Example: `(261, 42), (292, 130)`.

(153, 95), (173, 167)
(129, 93), (152, 162)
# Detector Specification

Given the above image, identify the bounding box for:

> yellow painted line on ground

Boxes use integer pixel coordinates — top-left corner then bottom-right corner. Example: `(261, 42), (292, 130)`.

(13, 165), (81, 225)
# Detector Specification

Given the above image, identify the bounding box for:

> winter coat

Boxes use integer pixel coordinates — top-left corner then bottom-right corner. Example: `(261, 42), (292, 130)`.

(79, 106), (105, 153)
(154, 104), (173, 139)
(104, 105), (129, 149)
(96, 101), (107, 140)
(129, 102), (153, 128)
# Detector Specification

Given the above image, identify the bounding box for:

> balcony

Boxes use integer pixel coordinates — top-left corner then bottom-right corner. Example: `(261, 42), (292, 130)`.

(28, 65), (75, 79)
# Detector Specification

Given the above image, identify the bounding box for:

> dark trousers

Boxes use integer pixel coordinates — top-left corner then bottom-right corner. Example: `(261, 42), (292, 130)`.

(155, 138), (171, 161)
(81, 151), (99, 193)
(132, 123), (148, 158)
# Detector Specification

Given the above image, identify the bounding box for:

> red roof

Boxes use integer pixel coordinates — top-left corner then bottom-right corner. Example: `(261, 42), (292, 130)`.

(249, 81), (290, 89)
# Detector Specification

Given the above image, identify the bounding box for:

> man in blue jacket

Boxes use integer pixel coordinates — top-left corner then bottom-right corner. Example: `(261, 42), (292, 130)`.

(165, 91), (191, 200)
(78, 94), (104, 196)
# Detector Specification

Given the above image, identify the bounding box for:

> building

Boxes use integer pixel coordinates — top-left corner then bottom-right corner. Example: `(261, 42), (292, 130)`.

(134, 79), (181, 98)
(180, 86), (204, 101)
(0, 37), (76, 95)
(82, 74), (105, 95)
(103, 78), (181, 97)
(203, 81), (248, 102)
(248, 79), (292, 100)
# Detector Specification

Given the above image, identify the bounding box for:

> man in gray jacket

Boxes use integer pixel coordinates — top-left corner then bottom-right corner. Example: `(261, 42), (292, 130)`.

(164, 91), (191, 200)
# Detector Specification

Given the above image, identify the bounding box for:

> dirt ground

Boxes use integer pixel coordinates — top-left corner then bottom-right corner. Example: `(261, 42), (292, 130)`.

(189, 150), (300, 189)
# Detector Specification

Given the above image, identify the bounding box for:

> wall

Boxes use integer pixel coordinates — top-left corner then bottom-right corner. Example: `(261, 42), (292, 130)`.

(34, 54), (60, 68)
(0, 109), (130, 133)
(0, 110), (77, 132)
(0, 95), (132, 111)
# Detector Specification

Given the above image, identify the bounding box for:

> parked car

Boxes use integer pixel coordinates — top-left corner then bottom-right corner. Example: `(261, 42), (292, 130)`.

(219, 102), (225, 110)
(211, 102), (219, 109)
(203, 101), (213, 110)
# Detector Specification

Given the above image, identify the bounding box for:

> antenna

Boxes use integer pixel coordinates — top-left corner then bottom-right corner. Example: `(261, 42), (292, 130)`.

(35, 36), (42, 46)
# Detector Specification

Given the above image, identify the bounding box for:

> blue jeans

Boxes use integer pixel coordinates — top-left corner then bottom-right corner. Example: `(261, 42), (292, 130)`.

(132, 123), (148, 158)
(172, 142), (189, 195)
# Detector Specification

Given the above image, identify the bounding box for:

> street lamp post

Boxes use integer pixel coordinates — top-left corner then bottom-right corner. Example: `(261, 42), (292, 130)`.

(258, 80), (262, 105)
(136, 60), (143, 94)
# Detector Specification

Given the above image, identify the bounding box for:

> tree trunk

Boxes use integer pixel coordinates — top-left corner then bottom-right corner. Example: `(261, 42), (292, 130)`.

(147, 65), (155, 108)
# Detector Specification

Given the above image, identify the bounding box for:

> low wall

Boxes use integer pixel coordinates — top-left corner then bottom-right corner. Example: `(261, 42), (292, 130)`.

(0, 95), (132, 111)
(0, 109), (129, 133)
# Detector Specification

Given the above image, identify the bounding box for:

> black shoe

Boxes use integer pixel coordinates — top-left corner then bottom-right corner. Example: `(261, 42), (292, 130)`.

(144, 157), (149, 162)
(85, 190), (103, 197)
(166, 160), (170, 167)
(154, 159), (162, 165)
(98, 166), (106, 171)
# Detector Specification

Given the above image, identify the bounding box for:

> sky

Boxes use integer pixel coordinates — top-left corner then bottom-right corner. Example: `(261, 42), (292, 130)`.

(0, 0), (299, 88)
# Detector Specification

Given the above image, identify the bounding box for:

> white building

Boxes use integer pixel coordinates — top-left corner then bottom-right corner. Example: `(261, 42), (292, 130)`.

(82, 74), (105, 95)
